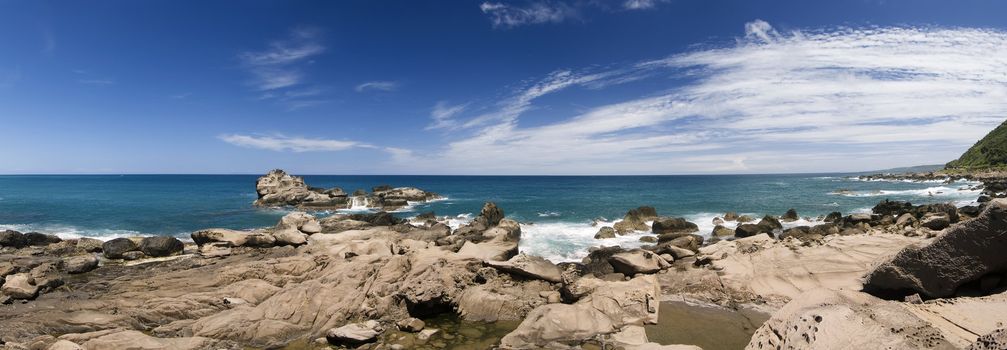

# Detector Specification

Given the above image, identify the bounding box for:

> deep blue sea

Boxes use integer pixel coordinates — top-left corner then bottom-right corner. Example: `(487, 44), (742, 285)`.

(0, 174), (981, 261)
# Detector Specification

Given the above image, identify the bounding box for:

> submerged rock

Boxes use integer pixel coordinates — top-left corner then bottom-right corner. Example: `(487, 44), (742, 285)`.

(651, 217), (699, 234)
(594, 227), (616, 239)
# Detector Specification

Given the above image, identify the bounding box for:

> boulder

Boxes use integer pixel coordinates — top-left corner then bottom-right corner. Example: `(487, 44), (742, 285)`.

(139, 236), (184, 257)
(326, 320), (384, 346)
(609, 250), (669, 275)
(781, 208), (799, 222)
(712, 225), (735, 237)
(736, 216), (783, 238)
(23, 232), (62, 246)
(613, 220), (647, 234)
(723, 212), (739, 221)
(122, 251), (146, 261)
(485, 254), (563, 283)
(873, 200), (914, 216)
(920, 213), (950, 230)
(191, 229), (275, 247)
(651, 217), (699, 234)
(271, 229), (307, 246)
(457, 240), (518, 262)
(824, 211), (842, 222)
(895, 213), (917, 227)
(0, 229), (26, 248)
(663, 245), (695, 259)
(63, 255), (99, 274)
(102, 238), (139, 259)
(594, 227), (616, 239)
(396, 318), (425, 332)
(1, 273), (39, 299)
(638, 235), (657, 243)
(581, 246), (626, 276)
(615, 207), (658, 234)
(480, 202), (505, 227)
(47, 340), (83, 350)
(863, 202), (1007, 298)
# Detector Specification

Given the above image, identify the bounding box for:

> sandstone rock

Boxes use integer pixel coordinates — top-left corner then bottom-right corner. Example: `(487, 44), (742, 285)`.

(746, 289), (954, 350)
(863, 202), (1007, 298)
(321, 219), (371, 233)
(81, 330), (216, 350)
(663, 245), (695, 259)
(191, 228), (275, 247)
(275, 211), (320, 234)
(486, 254), (563, 283)
(594, 227), (616, 239)
(198, 243), (232, 258)
(499, 275), (660, 348)
(1, 273), (38, 299)
(271, 229), (307, 246)
(609, 250), (669, 275)
(47, 340), (83, 350)
(638, 235), (657, 243)
(396, 317), (425, 332)
(102, 238), (139, 259)
(76, 238), (103, 252)
(326, 320), (384, 346)
(895, 213), (916, 227)
(651, 217), (699, 234)
(970, 328), (1007, 350)
(458, 240), (518, 262)
(139, 236), (184, 257)
(63, 255), (99, 274)
(480, 202), (505, 227)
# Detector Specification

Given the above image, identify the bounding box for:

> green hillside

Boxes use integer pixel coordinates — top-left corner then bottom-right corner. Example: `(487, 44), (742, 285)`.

(946, 120), (1007, 169)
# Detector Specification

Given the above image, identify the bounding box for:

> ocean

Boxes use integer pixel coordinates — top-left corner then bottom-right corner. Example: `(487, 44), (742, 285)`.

(0, 174), (981, 262)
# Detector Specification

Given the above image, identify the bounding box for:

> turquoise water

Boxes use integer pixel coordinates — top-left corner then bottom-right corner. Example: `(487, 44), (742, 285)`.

(0, 174), (980, 261)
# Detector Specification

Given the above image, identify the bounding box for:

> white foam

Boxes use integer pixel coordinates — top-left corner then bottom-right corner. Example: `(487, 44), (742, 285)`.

(537, 211), (561, 218)
(0, 223), (176, 241)
(519, 220), (651, 263)
(831, 186), (981, 198)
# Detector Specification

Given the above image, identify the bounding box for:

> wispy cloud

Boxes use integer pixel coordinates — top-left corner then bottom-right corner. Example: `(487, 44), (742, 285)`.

(239, 28), (324, 91)
(622, 0), (666, 10)
(480, 1), (577, 28)
(355, 81), (399, 92)
(426, 101), (469, 130)
(219, 134), (368, 152)
(78, 78), (115, 86)
(403, 21), (1007, 174)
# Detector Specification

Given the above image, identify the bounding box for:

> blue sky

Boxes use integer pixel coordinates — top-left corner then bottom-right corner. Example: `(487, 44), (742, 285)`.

(2, 0), (1007, 175)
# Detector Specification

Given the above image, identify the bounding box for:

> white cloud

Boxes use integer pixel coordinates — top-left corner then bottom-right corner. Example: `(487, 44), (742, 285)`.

(219, 134), (368, 152)
(480, 1), (577, 28)
(239, 29), (324, 91)
(623, 0), (665, 10)
(427, 101), (469, 130)
(402, 21), (1007, 174)
(355, 81), (399, 92)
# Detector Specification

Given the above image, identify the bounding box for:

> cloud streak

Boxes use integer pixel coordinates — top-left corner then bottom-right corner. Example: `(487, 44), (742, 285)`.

(219, 134), (368, 152)
(480, 1), (577, 28)
(239, 29), (324, 91)
(355, 81), (399, 92)
(406, 21), (1007, 174)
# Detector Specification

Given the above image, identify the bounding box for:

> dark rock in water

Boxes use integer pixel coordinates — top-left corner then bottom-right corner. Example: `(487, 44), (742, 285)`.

(781, 209), (799, 222)
(712, 225), (734, 237)
(351, 189), (367, 196)
(625, 206), (659, 223)
(654, 234), (703, 253)
(873, 200), (914, 217)
(372, 185), (393, 193)
(723, 212), (739, 221)
(824, 211), (843, 223)
(480, 202), (504, 227)
(651, 217), (699, 234)
(0, 230), (25, 248)
(917, 203), (960, 224)
(416, 211), (436, 220)
(638, 235), (657, 243)
(348, 212), (403, 226)
(843, 213), (873, 226)
(102, 238), (139, 259)
(863, 202), (1007, 299)
(23, 232), (62, 246)
(594, 227), (616, 239)
(140, 236), (184, 257)
(735, 216), (782, 238)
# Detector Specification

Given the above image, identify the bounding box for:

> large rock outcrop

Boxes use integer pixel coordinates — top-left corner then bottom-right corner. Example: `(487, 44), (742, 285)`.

(253, 169), (439, 211)
(863, 200), (1007, 298)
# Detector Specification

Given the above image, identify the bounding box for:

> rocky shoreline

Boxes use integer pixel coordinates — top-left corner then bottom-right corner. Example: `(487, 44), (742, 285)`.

(1, 170), (1006, 349)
